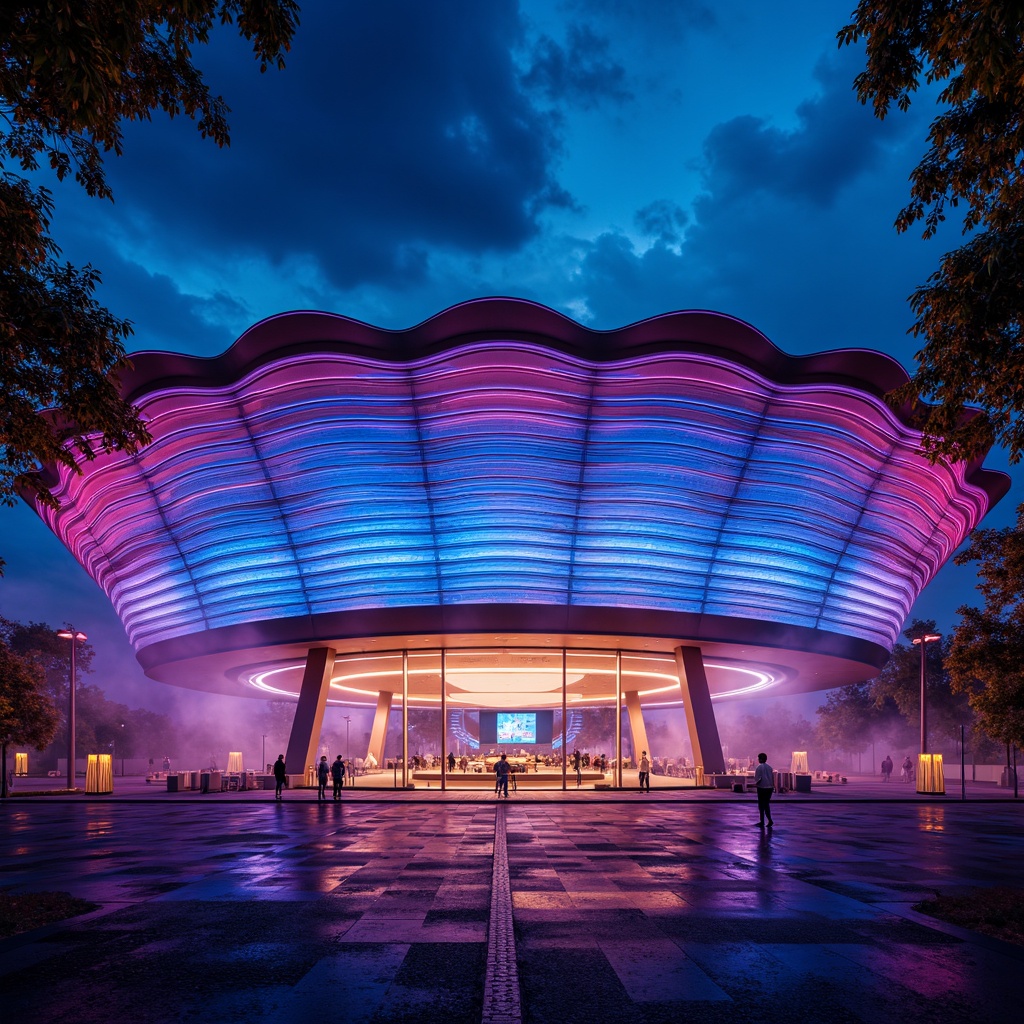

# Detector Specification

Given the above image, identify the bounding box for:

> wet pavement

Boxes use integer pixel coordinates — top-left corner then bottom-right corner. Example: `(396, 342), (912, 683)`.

(1, 794), (1022, 1023)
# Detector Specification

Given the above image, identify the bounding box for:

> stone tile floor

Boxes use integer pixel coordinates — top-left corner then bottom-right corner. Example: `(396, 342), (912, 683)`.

(1, 797), (1022, 1023)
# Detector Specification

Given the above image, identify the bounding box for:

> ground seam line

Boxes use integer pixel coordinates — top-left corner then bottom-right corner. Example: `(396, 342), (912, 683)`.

(482, 801), (522, 1024)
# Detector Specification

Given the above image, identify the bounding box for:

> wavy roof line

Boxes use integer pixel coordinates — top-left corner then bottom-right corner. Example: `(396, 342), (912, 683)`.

(117, 297), (1009, 505)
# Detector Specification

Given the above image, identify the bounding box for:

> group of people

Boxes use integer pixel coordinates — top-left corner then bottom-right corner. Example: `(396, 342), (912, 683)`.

(270, 753), (349, 801)
(316, 754), (348, 801)
(881, 754), (915, 783)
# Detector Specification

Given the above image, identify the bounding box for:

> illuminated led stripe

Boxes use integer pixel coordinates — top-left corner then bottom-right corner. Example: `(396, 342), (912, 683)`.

(35, 314), (996, 661)
(246, 656), (777, 702)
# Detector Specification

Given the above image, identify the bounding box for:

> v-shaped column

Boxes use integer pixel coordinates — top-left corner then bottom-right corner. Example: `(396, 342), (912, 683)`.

(284, 646), (337, 786)
(675, 646), (725, 774)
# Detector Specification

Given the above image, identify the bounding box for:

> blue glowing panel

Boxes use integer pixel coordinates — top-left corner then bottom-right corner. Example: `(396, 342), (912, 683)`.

(33, 305), (1001, 655)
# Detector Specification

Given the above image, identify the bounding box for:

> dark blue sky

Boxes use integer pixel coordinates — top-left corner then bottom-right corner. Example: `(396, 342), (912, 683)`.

(2, 1), (1017, 717)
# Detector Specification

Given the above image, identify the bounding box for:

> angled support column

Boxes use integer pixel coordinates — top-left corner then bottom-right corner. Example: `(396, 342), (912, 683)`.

(285, 646), (336, 786)
(675, 646), (725, 774)
(624, 690), (651, 767)
(367, 691), (393, 770)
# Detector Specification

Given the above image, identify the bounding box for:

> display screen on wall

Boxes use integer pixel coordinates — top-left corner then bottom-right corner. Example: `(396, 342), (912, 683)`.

(479, 710), (553, 745)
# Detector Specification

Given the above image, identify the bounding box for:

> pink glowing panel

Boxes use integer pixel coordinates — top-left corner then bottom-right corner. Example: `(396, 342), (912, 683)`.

(29, 302), (1005, 659)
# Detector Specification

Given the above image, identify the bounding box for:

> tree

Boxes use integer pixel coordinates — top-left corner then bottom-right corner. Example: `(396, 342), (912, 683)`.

(815, 682), (899, 760)
(0, 1), (299, 560)
(721, 701), (815, 766)
(814, 617), (993, 769)
(839, 3), (1024, 461)
(947, 511), (1024, 748)
(0, 641), (59, 797)
(871, 618), (973, 747)
(0, 616), (93, 757)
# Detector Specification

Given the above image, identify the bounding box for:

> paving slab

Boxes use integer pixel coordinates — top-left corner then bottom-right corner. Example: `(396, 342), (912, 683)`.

(1, 797), (1022, 1023)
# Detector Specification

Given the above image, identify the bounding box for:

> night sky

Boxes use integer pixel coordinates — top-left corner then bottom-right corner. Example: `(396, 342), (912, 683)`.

(2, 1), (1018, 720)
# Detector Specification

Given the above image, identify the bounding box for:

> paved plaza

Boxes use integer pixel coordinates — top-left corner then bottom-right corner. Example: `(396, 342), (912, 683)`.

(1, 792), (1022, 1024)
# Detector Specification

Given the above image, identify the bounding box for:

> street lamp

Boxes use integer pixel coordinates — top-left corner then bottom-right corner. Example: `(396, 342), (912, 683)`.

(912, 631), (942, 794)
(912, 632), (942, 753)
(57, 628), (87, 791)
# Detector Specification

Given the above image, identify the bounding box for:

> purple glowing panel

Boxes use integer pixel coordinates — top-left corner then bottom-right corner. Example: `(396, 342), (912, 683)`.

(32, 303), (1002, 655)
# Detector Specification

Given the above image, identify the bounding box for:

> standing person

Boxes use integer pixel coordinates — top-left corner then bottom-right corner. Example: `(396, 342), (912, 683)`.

(316, 755), (329, 802)
(272, 754), (287, 800)
(901, 755), (913, 783)
(881, 755), (893, 782)
(447, 751), (456, 773)
(753, 752), (775, 828)
(572, 749), (582, 787)
(638, 750), (651, 793)
(331, 754), (345, 800)
(509, 762), (518, 793)
(494, 753), (511, 798)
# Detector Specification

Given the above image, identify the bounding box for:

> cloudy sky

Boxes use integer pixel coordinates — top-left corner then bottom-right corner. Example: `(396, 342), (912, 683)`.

(2, 1), (1018, 721)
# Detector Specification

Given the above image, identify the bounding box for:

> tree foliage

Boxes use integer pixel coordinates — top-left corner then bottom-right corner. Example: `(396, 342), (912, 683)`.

(0, 640), (57, 748)
(0, 639), (59, 796)
(839, 2), (1024, 461)
(871, 617), (974, 744)
(0, 615), (94, 713)
(815, 617), (996, 762)
(948, 510), (1024, 747)
(721, 702), (815, 766)
(0, 2), (299, 539)
(815, 681), (906, 755)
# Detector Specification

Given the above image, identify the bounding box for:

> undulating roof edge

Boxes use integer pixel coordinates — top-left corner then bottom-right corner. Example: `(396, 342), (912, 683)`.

(114, 297), (1010, 509)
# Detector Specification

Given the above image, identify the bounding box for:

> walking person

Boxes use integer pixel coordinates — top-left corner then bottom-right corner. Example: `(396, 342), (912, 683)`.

(272, 753), (287, 800)
(447, 751), (456, 773)
(753, 752), (775, 828)
(881, 754), (893, 782)
(638, 750), (651, 793)
(331, 754), (345, 800)
(573, 748), (582, 787)
(494, 753), (511, 798)
(316, 755), (329, 802)
(901, 755), (913, 783)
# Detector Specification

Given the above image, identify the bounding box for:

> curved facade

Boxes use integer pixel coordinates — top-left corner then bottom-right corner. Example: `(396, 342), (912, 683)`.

(28, 299), (1007, 780)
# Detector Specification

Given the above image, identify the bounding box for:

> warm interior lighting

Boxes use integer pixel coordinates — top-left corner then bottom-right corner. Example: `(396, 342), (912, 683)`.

(227, 751), (243, 773)
(15, 752), (28, 775)
(791, 751), (809, 773)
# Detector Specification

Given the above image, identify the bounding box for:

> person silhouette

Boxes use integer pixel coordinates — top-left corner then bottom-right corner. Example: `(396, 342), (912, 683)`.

(753, 752), (775, 827)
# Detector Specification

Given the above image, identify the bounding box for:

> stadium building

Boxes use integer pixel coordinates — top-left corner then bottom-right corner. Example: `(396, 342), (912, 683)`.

(28, 299), (1008, 787)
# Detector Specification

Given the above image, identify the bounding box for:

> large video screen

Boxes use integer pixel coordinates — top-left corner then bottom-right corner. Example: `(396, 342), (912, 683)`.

(479, 710), (553, 745)
(498, 712), (535, 744)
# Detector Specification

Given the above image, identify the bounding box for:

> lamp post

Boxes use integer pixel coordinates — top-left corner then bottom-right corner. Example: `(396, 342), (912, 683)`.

(912, 632), (942, 753)
(912, 631), (942, 794)
(343, 715), (351, 760)
(57, 628), (87, 791)
(262, 734), (267, 772)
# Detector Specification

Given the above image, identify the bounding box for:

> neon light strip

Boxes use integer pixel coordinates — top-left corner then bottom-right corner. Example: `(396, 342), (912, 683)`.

(39, 333), (991, 657)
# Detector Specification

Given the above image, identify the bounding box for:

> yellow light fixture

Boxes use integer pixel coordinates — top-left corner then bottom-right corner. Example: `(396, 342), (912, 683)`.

(917, 753), (945, 794)
(85, 753), (113, 794)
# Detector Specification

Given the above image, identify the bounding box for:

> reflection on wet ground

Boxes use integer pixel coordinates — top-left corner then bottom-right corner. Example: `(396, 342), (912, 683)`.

(1, 800), (1022, 1023)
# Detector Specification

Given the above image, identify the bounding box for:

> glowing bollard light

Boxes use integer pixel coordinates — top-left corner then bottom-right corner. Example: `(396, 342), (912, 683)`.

(917, 753), (945, 795)
(15, 752), (28, 776)
(85, 753), (114, 794)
